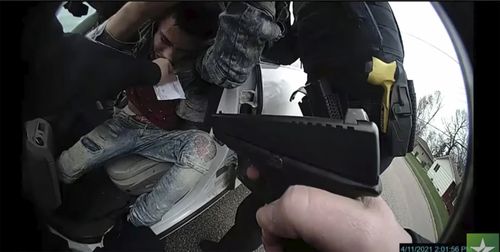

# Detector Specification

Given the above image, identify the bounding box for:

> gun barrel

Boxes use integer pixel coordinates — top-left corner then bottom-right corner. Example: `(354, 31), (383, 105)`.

(211, 114), (382, 199)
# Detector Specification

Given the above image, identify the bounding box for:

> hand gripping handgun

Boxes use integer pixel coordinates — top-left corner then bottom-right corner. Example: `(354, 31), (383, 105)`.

(211, 108), (382, 202)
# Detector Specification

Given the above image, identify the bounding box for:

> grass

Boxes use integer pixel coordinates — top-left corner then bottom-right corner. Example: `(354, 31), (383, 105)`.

(404, 153), (450, 236)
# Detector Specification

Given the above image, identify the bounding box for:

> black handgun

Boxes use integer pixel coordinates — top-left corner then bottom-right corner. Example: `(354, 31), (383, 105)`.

(211, 109), (382, 201)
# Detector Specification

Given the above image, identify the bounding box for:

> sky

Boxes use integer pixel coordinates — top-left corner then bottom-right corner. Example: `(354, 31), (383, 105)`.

(389, 2), (469, 129)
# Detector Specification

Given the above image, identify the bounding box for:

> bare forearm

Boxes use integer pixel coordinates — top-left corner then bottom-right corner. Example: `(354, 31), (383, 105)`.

(105, 1), (178, 42)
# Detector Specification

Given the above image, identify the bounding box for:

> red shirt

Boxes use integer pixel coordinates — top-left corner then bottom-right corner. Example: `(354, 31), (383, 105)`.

(127, 86), (179, 130)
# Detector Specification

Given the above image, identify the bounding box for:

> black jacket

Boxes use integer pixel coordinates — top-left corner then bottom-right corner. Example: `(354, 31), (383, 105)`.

(22, 3), (161, 119)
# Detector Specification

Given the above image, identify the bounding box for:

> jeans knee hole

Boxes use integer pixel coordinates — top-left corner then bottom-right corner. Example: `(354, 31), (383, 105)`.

(81, 137), (102, 153)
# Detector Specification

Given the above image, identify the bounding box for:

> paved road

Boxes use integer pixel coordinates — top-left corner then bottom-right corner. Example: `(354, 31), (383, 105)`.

(163, 157), (437, 251)
(380, 157), (437, 242)
(163, 185), (265, 252)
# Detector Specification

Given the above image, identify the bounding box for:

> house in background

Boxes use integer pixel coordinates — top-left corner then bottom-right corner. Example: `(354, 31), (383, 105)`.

(412, 137), (434, 170)
(427, 156), (462, 215)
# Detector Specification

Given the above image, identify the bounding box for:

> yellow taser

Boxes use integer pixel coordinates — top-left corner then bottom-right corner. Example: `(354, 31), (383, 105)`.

(367, 57), (397, 134)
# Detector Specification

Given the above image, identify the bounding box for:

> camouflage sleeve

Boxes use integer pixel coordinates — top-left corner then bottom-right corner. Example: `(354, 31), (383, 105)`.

(196, 2), (282, 89)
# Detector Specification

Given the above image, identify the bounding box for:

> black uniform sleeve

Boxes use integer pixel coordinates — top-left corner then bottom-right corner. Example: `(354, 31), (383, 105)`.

(22, 3), (160, 118)
(26, 33), (161, 117)
(262, 23), (299, 65)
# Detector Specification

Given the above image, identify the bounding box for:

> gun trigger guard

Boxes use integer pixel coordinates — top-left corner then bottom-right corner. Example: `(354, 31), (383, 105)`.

(290, 86), (307, 102)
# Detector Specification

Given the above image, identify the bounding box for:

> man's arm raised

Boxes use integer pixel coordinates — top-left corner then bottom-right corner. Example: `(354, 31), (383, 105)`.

(105, 2), (178, 42)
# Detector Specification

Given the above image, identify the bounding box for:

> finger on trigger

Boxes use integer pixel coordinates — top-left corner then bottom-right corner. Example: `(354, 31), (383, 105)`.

(246, 165), (260, 180)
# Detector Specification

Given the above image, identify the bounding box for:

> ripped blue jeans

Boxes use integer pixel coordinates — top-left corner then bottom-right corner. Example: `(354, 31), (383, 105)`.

(57, 110), (217, 226)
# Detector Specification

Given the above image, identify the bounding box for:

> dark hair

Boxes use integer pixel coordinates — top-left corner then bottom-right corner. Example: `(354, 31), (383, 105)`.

(164, 2), (222, 41)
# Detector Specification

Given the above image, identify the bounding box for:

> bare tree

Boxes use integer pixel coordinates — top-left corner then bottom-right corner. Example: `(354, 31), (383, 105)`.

(416, 91), (443, 138)
(425, 130), (445, 156)
(452, 142), (468, 177)
(442, 109), (468, 156)
(446, 110), (468, 174)
(427, 109), (469, 174)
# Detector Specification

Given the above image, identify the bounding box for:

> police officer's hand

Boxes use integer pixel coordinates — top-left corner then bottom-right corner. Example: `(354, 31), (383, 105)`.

(152, 58), (175, 85)
(246, 166), (412, 252)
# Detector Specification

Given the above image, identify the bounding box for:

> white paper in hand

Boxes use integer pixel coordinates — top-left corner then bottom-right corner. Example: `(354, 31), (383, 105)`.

(153, 74), (186, 100)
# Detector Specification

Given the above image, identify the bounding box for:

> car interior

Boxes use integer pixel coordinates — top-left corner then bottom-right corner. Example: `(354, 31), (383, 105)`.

(19, 1), (474, 250)
(21, 1), (266, 247)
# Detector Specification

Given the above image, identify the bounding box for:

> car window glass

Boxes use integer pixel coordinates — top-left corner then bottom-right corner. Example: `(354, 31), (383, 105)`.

(56, 2), (96, 33)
